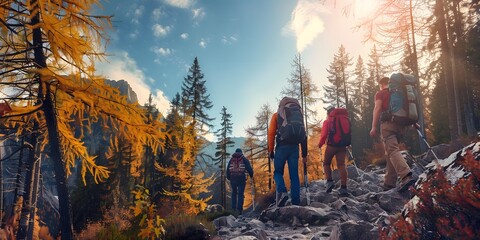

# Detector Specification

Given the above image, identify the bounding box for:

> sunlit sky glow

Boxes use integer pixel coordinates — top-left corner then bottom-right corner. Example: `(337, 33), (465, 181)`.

(95, 0), (378, 140)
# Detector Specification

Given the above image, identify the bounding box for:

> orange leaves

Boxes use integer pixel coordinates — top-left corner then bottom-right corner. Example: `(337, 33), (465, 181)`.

(131, 186), (165, 239)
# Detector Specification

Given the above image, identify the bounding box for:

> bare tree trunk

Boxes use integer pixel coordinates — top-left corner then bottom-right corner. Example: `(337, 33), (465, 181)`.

(43, 85), (74, 240)
(30, 0), (73, 237)
(16, 134), (37, 240)
(447, 28), (464, 136)
(435, 0), (459, 140)
(451, 1), (476, 136)
(27, 157), (41, 240)
(266, 114), (271, 190)
(0, 139), (4, 226)
(8, 137), (26, 229)
(409, 0), (427, 152)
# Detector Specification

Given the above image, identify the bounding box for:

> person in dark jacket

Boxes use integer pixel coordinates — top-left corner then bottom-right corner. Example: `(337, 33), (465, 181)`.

(226, 148), (254, 214)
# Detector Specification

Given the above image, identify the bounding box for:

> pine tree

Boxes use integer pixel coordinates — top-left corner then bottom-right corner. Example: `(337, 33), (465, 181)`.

(181, 57), (214, 141)
(282, 54), (319, 138)
(157, 91), (214, 215)
(245, 104), (273, 191)
(214, 106), (235, 209)
(323, 45), (353, 109)
(350, 55), (369, 160)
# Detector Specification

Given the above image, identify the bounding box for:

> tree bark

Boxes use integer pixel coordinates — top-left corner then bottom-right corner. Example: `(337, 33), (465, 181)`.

(16, 135), (37, 240)
(435, 0), (459, 140)
(27, 157), (42, 239)
(30, 0), (74, 237)
(43, 85), (74, 240)
(409, 0), (427, 152)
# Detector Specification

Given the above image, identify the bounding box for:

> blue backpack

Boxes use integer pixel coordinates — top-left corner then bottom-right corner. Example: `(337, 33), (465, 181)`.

(388, 73), (419, 126)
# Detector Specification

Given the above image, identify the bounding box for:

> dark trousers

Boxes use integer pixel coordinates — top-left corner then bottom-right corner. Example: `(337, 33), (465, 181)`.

(323, 145), (348, 186)
(230, 180), (246, 213)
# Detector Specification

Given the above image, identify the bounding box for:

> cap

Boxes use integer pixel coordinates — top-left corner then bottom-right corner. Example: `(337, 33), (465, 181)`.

(235, 148), (242, 153)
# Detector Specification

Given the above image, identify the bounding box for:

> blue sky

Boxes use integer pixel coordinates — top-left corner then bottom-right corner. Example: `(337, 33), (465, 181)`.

(94, 0), (377, 139)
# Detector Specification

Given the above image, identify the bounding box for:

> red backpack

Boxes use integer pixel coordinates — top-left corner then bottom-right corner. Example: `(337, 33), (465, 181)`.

(327, 108), (351, 147)
(229, 155), (246, 176)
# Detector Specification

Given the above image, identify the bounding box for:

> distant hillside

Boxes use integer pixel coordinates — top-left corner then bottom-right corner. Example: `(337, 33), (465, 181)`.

(200, 137), (247, 159)
(198, 137), (247, 175)
(105, 79), (138, 103)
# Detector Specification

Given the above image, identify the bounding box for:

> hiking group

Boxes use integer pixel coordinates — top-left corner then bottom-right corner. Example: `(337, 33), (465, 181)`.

(226, 72), (419, 210)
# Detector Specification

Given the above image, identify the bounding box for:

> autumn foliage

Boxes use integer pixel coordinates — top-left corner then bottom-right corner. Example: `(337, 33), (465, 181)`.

(381, 151), (480, 239)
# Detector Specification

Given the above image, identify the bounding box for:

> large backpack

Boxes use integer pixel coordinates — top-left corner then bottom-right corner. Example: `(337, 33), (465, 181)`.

(276, 97), (306, 145)
(229, 155), (246, 176)
(387, 73), (419, 126)
(327, 108), (351, 147)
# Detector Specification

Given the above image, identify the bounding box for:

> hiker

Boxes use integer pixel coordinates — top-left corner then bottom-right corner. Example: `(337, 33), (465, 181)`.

(268, 97), (308, 206)
(318, 106), (350, 196)
(226, 148), (253, 215)
(370, 76), (415, 192)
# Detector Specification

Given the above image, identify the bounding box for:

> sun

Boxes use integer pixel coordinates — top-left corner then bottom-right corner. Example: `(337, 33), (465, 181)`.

(353, 0), (380, 20)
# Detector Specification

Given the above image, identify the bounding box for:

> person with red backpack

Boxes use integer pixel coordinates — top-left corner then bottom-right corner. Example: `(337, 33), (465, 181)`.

(318, 106), (351, 196)
(226, 148), (253, 215)
(370, 76), (415, 192)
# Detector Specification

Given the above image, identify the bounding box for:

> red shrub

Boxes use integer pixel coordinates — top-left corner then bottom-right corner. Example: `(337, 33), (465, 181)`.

(381, 151), (480, 239)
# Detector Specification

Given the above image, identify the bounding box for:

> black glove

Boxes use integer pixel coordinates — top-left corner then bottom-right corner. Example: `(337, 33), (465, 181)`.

(270, 151), (274, 159)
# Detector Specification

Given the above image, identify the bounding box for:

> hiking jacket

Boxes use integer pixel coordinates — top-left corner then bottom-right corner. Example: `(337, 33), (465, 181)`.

(226, 152), (253, 182)
(319, 108), (351, 148)
(268, 113), (308, 158)
(318, 110), (335, 148)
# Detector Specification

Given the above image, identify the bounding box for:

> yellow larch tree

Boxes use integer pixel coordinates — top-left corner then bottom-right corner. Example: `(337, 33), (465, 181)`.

(0, 0), (167, 239)
(156, 96), (213, 216)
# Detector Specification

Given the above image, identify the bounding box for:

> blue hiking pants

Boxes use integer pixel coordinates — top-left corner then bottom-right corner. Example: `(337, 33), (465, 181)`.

(273, 144), (300, 205)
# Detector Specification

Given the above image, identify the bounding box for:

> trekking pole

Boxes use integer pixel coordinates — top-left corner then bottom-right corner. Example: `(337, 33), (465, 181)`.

(303, 161), (311, 205)
(404, 151), (427, 171)
(251, 177), (255, 212)
(347, 146), (360, 177)
(414, 123), (440, 162)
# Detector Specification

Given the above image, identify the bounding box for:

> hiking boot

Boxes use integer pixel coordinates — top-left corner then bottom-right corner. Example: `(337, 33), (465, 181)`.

(338, 187), (349, 197)
(398, 174), (415, 192)
(326, 180), (334, 193)
(277, 192), (289, 207)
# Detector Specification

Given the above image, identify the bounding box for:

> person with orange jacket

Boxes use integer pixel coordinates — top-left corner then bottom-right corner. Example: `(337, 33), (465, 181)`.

(268, 97), (308, 206)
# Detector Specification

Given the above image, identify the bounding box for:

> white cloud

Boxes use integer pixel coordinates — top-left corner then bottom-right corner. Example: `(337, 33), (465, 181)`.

(96, 51), (171, 116)
(152, 24), (171, 38)
(152, 8), (163, 21)
(192, 8), (205, 20)
(180, 33), (189, 39)
(153, 47), (172, 56)
(199, 39), (207, 48)
(164, 0), (193, 8)
(284, 0), (328, 53)
(130, 30), (139, 39)
(221, 35), (238, 45)
(130, 5), (145, 24)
